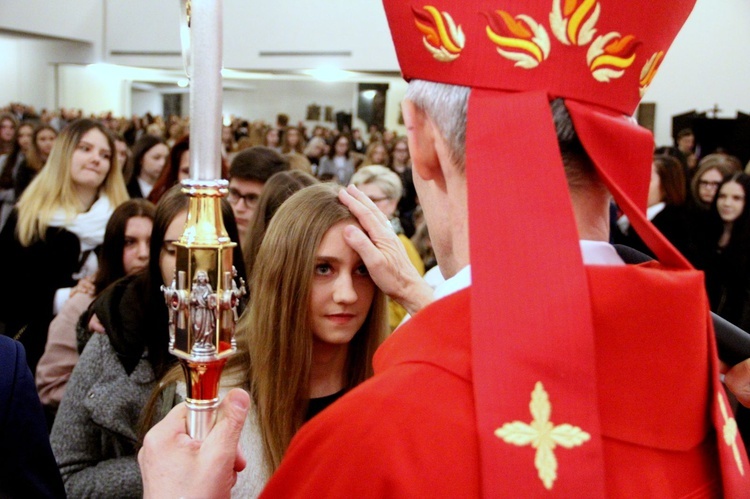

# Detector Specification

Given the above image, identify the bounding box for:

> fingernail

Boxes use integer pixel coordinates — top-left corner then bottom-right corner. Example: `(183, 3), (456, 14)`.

(229, 390), (249, 411)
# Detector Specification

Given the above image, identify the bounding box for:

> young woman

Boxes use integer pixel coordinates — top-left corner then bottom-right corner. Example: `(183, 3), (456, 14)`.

(234, 183), (387, 493)
(361, 141), (390, 168)
(15, 124), (58, 197)
(147, 135), (191, 204)
(280, 126), (305, 155)
(50, 185), (245, 498)
(144, 183), (387, 497)
(615, 154), (693, 259)
(0, 113), (17, 155)
(700, 173), (750, 330)
(688, 154), (741, 212)
(262, 127), (281, 152)
(390, 136), (418, 237)
(36, 199), (156, 415)
(126, 135), (169, 199)
(318, 134), (356, 185)
(0, 119), (127, 374)
(0, 121), (35, 231)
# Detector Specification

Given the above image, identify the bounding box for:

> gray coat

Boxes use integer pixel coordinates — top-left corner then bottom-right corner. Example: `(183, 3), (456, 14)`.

(50, 332), (156, 498)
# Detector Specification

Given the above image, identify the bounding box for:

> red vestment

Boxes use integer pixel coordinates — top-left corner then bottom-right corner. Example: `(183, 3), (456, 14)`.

(263, 261), (745, 497)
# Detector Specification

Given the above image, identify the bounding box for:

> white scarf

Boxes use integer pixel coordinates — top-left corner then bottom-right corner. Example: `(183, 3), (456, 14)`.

(48, 194), (113, 251)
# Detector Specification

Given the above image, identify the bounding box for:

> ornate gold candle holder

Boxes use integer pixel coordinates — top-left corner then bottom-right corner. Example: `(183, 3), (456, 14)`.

(162, 179), (245, 440)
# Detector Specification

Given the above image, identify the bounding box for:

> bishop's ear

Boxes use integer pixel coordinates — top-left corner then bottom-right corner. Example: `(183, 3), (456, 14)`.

(401, 100), (441, 183)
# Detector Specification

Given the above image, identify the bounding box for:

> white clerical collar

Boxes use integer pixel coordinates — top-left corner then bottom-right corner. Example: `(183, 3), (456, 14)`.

(579, 240), (625, 266)
(432, 241), (623, 302)
(433, 265), (471, 301)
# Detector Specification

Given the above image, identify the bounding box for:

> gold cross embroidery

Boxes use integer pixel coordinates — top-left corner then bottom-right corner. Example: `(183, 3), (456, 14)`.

(718, 392), (745, 475)
(495, 381), (591, 490)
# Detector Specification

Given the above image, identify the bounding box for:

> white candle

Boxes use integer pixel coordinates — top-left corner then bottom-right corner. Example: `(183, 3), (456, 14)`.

(189, 0), (223, 181)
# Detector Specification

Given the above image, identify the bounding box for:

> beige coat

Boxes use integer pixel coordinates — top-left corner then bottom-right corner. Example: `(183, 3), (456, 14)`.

(36, 292), (93, 407)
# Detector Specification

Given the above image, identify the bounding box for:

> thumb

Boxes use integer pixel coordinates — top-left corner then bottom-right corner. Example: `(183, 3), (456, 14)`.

(203, 388), (249, 449)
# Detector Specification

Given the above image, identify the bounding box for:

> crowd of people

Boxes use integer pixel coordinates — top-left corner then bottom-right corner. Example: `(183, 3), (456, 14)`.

(613, 138), (750, 333)
(1, 0), (750, 492)
(0, 101), (434, 496)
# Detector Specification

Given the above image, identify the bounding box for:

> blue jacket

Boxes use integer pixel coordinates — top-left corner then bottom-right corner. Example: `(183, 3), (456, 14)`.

(0, 335), (65, 498)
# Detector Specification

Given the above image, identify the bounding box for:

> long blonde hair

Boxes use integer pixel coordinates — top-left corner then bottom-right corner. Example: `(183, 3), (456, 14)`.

(231, 183), (387, 472)
(15, 119), (128, 246)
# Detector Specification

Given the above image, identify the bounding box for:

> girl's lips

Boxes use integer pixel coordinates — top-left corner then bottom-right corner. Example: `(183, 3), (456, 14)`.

(325, 313), (355, 324)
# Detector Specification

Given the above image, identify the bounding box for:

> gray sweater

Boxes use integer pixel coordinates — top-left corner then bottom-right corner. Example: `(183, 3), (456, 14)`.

(50, 333), (157, 498)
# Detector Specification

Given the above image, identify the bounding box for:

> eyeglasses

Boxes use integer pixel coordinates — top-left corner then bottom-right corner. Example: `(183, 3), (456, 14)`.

(227, 188), (259, 208)
(699, 180), (721, 189)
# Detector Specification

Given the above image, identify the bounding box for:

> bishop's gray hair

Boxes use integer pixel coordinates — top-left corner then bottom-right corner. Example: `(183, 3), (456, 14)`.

(404, 80), (469, 173)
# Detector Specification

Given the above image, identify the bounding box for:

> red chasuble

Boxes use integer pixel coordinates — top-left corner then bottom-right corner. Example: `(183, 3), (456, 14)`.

(262, 259), (744, 497)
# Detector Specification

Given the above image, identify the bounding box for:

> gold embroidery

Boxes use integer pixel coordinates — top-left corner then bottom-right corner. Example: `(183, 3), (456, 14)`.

(495, 382), (591, 490)
(413, 6), (465, 62)
(485, 11), (551, 69)
(586, 32), (639, 82)
(638, 51), (664, 97)
(718, 393), (745, 475)
(549, 0), (600, 46)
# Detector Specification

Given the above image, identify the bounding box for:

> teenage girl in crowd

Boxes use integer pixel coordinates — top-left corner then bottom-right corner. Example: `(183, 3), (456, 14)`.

(144, 183), (387, 497)
(147, 135), (190, 204)
(318, 134), (356, 185)
(0, 113), (17, 155)
(15, 123), (58, 197)
(615, 154), (693, 259)
(0, 119), (127, 373)
(50, 185), (245, 497)
(699, 173), (750, 331)
(126, 135), (168, 199)
(0, 121), (34, 231)
(696, 172), (750, 449)
(36, 199), (155, 419)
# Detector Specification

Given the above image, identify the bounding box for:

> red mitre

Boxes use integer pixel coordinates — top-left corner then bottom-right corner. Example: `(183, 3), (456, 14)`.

(382, 0), (750, 496)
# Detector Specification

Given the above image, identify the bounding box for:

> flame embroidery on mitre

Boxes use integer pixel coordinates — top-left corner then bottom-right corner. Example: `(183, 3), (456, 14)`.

(412, 6), (465, 62)
(549, 0), (601, 46)
(639, 51), (664, 97)
(586, 32), (640, 82)
(485, 10), (551, 69)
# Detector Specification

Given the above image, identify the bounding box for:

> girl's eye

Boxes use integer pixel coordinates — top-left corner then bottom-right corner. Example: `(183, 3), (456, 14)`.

(354, 264), (369, 276)
(315, 263), (332, 275)
(163, 243), (177, 255)
(124, 238), (136, 247)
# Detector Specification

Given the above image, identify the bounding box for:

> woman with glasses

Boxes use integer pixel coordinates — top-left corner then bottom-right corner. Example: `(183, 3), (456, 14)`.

(686, 153), (742, 267)
(689, 154), (741, 211)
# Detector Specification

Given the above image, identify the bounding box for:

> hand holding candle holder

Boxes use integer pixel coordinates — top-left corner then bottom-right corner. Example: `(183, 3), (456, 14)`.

(162, 179), (246, 440)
